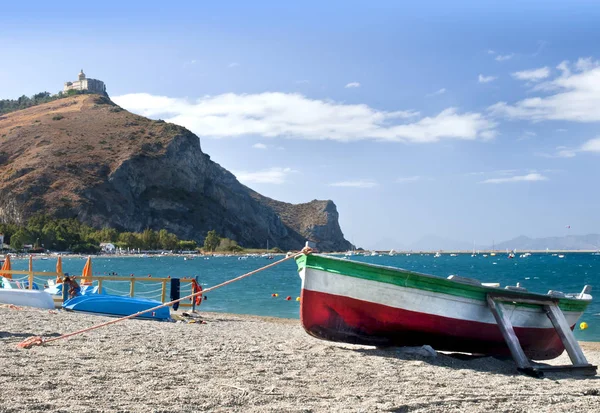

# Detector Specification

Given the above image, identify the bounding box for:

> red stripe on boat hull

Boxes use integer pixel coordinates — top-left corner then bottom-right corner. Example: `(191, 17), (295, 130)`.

(300, 289), (567, 360)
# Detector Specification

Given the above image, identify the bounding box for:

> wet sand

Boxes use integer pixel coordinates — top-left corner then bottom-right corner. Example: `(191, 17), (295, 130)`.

(1, 306), (599, 412)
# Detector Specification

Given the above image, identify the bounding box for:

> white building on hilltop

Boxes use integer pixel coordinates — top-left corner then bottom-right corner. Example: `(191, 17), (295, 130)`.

(64, 69), (107, 95)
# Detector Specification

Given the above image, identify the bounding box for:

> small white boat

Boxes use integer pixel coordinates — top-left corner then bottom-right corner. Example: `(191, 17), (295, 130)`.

(558, 255), (565, 258)
(0, 277), (55, 309)
(434, 252), (441, 258)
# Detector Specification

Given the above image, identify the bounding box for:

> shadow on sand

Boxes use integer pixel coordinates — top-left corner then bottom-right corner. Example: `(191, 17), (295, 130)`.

(0, 331), (62, 340)
(344, 346), (599, 381)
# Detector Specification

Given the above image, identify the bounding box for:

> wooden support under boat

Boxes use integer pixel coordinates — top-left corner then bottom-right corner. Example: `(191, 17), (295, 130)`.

(486, 291), (597, 378)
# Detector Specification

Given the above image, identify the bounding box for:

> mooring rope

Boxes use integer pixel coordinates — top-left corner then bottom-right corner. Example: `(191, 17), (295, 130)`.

(17, 249), (311, 349)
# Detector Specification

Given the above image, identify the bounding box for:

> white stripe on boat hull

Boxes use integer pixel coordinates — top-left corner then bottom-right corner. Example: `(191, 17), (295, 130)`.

(301, 268), (582, 329)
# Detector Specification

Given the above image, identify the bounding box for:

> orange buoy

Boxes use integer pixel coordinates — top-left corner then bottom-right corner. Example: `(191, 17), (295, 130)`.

(286, 296), (291, 301)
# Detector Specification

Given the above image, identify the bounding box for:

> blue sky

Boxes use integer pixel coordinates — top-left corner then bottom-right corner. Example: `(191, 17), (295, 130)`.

(2, 1), (600, 249)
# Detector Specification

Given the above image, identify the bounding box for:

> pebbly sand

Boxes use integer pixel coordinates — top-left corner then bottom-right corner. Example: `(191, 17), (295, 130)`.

(1, 306), (599, 413)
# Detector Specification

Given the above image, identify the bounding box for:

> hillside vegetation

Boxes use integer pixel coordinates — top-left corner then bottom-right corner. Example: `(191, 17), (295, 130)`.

(0, 94), (351, 251)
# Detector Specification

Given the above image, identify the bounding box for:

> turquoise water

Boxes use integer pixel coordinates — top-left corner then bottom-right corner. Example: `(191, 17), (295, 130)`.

(8, 252), (600, 341)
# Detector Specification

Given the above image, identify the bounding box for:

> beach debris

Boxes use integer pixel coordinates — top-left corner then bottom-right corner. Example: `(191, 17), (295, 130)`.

(393, 345), (438, 358)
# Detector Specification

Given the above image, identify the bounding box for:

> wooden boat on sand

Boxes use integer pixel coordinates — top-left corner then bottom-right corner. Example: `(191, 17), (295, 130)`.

(295, 254), (593, 365)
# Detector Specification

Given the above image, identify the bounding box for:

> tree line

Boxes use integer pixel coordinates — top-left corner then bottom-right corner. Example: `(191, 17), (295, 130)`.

(0, 90), (84, 115)
(0, 214), (197, 253)
(0, 215), (282, 254)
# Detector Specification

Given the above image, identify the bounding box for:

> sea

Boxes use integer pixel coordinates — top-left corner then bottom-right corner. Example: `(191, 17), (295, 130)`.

(8, 252), (600, 341)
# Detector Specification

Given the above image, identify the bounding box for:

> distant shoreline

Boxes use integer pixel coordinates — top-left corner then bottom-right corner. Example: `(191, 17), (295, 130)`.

(3, 249), (599, 260)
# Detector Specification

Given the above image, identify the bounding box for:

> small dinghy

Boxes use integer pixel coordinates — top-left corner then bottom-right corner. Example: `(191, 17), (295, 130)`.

(62, 294), (171, 320)
(0, 287), (55, 309)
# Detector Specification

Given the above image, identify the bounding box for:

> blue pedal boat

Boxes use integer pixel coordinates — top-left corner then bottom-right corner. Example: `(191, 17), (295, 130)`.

(62, 294), (171, 321)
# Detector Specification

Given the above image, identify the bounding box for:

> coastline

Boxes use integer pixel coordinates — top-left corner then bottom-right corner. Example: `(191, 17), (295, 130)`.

(1, 307), (599, 412)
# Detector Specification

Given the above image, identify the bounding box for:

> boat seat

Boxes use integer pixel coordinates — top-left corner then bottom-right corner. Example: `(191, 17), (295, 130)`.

(447, 275), (481, 286)
(482, 282), (501, 288)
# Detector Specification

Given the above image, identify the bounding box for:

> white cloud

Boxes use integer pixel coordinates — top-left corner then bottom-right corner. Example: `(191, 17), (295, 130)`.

(252, 143), (268, 149)
(329, 180), (378, 188)
(345, 82), (361, 88)
(487, 49), (496, 55)
(478, 74), (497, 83)
(538, 137), (600, 158)
(295, 80), (310, 84)
(232, 167), (295, 184)
(519, 131), (537, 140)
(396, 176), (423, 183)
(489, 58), (600, 122)
(581, 137), (600, 153)
(228, 62), (239, 68)
(556, 147), (577, 158)
(481, 173), (548, 184)
(512, 67), (550, 82)
(495, 54), (514, 62)
(426, 88), (446, 97)
(113, 92), (496, 144)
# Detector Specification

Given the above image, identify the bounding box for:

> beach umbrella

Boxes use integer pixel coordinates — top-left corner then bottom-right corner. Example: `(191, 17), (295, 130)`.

(56, 256), (63, 284)
(81, 256), (93, 285)
(1, 254), (12, 279)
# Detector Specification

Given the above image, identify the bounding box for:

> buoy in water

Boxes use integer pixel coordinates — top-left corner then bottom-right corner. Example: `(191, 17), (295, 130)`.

(272, 293), (278, 297)
(286, 296), (291, 301)
(296, 297), (301, 302)
(580, 322), (589, 330)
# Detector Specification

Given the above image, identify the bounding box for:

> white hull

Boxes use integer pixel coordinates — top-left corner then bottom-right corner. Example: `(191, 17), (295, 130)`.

(0, 289), (55, 309)
(302, 267), (582, 329)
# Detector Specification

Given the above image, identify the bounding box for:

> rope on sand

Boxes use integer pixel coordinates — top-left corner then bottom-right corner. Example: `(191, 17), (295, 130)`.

(17, 248), (312, 349)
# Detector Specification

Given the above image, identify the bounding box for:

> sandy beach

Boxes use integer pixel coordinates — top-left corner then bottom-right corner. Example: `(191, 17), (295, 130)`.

(1, 306), (599, 412)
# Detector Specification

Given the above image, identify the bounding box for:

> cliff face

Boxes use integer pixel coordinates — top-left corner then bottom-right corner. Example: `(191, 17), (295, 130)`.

(0, 95), (351, 251)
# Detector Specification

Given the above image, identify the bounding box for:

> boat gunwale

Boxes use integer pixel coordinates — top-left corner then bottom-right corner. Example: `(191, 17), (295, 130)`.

(295, 254), (591, 312)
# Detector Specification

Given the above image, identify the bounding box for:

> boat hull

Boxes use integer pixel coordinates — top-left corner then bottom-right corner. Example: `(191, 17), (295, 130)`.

(62, 294), (171, 320)
(297, 255), (590, 360)
(0, 289), (55, 309)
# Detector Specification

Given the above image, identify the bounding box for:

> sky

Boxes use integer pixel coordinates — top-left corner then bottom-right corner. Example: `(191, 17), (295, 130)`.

(2, 0), (600, 250)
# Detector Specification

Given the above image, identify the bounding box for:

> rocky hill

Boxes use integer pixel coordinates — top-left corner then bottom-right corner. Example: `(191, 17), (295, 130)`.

(0, 95), (352, 251)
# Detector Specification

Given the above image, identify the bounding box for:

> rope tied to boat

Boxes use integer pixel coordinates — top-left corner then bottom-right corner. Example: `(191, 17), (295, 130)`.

(17, 246), (314, 349)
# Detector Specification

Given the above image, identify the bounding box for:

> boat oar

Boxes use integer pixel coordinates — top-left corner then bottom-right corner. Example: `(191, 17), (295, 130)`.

(17, 248), (312, 349)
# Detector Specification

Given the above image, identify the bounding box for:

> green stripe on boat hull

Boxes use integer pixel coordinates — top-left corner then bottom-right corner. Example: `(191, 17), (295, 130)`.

(295, 254), (590, 313)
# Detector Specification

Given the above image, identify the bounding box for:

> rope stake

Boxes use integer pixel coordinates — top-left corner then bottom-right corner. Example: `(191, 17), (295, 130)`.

(17, 249), (311, 349)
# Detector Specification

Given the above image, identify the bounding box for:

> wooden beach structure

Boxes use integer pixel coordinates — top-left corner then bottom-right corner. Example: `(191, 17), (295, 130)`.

(0, 255), (200, 310)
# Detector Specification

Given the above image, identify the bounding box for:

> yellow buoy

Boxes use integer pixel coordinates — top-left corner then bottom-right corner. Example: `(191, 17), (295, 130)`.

(580, 322), (588, 330)
(296, 297), (301, 302)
